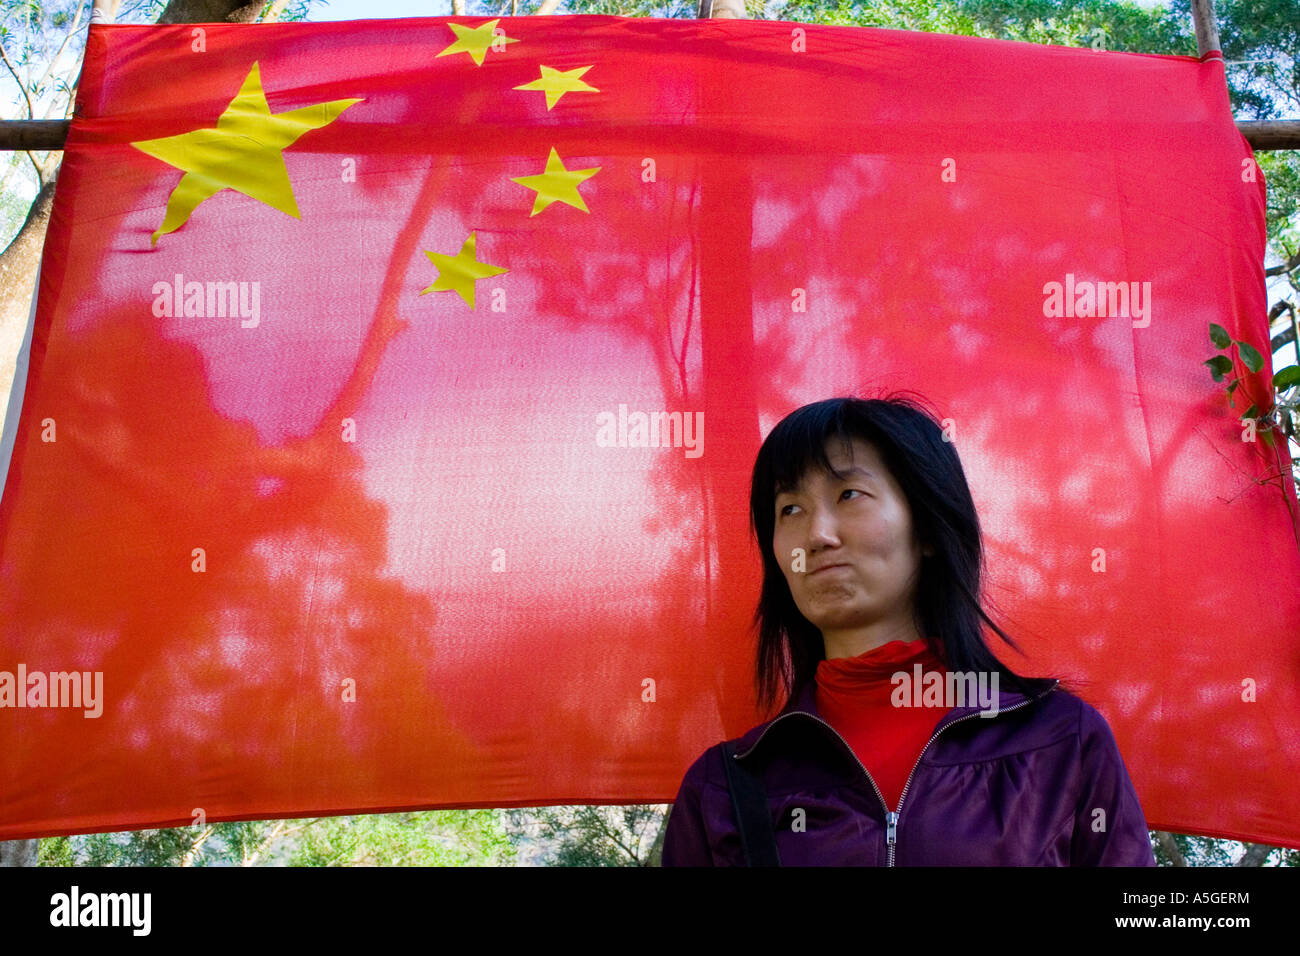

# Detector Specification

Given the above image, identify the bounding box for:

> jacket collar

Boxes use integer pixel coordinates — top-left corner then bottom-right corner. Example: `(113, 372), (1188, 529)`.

(733, 675), (1059, 760)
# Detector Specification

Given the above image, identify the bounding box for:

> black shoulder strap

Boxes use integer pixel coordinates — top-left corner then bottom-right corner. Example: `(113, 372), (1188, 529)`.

(721, 740), (781, 866)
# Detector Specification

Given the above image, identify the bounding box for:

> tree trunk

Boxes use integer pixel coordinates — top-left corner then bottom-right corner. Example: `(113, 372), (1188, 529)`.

(157, 0), (268, 24)
(0, 840), (39, 866)
(0, 174), (57, 424)
(697, 0), (746, 18)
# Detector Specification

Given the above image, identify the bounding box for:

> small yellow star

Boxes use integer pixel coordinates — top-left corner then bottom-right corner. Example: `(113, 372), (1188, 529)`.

(130, 61), (362, 246)
(513, 65), (599, 110)
(510, 147), (601, 217)
(435, 19), (519, 67)
(420, 231), (508, 310)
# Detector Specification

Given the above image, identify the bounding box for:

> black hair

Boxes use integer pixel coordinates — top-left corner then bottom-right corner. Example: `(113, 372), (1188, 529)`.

(749, 392), (1067, 715)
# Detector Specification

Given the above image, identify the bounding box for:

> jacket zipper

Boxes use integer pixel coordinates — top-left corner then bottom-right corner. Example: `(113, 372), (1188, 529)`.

(886, 683), (1056, 865)
(733, 680), (1058, 866)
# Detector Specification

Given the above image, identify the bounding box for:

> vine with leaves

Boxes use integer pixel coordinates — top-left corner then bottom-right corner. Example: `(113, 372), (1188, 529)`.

(1206, 321), (1300, 544)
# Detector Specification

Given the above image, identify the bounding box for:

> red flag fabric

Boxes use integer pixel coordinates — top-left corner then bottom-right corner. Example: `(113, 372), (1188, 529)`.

(1, 14), (1297, 848)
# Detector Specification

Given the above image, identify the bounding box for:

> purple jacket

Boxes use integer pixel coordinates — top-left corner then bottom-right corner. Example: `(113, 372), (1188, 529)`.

(661, 677), (1157, 866)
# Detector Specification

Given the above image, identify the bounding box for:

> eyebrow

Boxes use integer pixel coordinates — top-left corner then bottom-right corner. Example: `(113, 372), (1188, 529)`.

(776, 465), (877, 497)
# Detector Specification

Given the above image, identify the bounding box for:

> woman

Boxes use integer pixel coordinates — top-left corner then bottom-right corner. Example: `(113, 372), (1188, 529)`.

(661, 394), (1155, 866)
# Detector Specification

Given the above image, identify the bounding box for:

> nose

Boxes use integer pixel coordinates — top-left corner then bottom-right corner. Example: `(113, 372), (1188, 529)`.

(806, 504), (841, 551)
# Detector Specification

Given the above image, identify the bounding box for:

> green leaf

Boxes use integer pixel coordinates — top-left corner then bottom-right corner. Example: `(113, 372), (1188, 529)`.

(1204, 355), (1233, 382)
(1260, 428), (1275, 448)
(1209, 323), (1232, 349)
(1273, 365), (1300, 391)
(1226, 380), (1239, 393)
(1243, 404), (1258, 419)
(1236, 341), (1264, 374)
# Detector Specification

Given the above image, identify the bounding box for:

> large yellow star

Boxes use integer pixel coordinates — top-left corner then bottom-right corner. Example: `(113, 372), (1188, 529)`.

(420, 231), (508, 310)
(130, 61), (361, 246)
(510, 147), (601, 217)
(435, 19), (519, 67)
(513, 65), (599, 110)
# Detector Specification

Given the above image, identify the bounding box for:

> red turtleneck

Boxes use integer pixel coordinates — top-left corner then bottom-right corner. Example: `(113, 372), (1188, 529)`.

(814, 637), (950, 812)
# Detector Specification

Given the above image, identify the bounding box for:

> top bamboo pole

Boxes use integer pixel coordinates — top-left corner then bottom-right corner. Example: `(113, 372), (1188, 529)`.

(0, 2), (1294, 152)
(1, 116), (1294, 152)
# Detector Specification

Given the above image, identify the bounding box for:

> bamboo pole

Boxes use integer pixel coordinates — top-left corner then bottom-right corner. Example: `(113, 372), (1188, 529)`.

(0, 0), (1292, 153)
(0, 118), (1293, 152)
(0, 121), (70, 150)
(1245, 121), (1300, 151)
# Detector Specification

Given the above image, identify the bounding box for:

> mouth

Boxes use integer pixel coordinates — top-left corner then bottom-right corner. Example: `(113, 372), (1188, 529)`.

(809, 563), (851, 576)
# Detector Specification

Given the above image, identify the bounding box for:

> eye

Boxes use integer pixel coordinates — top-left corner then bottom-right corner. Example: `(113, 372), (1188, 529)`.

(777, 503), (799, 518)
(842, 488), (868, 501)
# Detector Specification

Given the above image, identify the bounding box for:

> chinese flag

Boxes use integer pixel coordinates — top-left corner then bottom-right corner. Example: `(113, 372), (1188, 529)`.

(1, 15), (1298, 848)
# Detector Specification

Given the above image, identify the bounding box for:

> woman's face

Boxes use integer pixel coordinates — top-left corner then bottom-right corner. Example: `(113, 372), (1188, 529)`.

(772, 437), (928, 641)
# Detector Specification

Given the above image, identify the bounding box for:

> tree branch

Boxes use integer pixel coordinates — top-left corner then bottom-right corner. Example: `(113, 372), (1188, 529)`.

(0, 33), (49, 180)
(181, 825), (214, 866)
(1235, 842), (1273, 866)
(585, 806), (641, 863)
(1264, 243), (1300, 278)
(241, 819), (287, 866)
(0, 36), (36, 121)
(261, 0), (293, 22)
(1155, 830), (1187, 866)
(32, 0), (89, 109)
